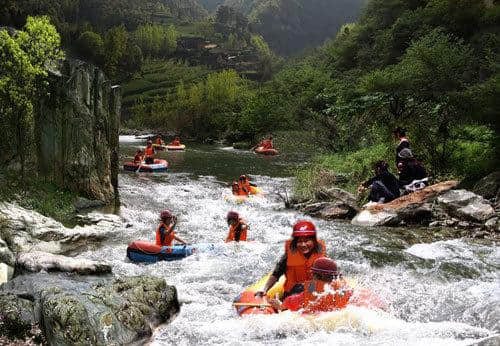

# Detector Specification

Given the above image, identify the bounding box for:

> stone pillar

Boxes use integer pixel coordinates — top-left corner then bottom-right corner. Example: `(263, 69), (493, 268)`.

(35, 59), (120, 203)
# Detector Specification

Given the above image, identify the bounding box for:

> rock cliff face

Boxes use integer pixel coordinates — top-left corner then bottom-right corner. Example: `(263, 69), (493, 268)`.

(35, 59), (120, 203)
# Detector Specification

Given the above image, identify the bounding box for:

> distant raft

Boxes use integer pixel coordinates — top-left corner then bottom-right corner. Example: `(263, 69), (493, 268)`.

(152, 143), (167, 151)
(254, 147), (279, 156)
(166, 144), (186, 151)
(123, 159), (168, 173)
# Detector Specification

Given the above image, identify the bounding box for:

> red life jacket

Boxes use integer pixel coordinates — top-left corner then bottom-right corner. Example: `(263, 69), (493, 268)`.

(155, 138), (163, 145)
(303, 278), (353, 313)
(171, 140), (181, 146)
(261, 139), (273, 149)
(225, 219), (248, 242)
(145, 146), (154, 157)
(155, 222), (175, 247)
(284, 239), (326, 292)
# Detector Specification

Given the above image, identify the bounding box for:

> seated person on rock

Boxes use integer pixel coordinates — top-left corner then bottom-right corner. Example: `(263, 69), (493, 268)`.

(133, 149), (143, 164)
(225, 211), (248, 242)
(269, 257), (352, 313)
(171, 137), (182, 146)
(232, 181), (248, 196)
(238, 175), (257, 195)
(397, 148), (428, 193)
(255, 221), (326, 300)
(156, 210), (187, 247)
(155, 135), (164, 145)
(144, 140), (156, 164)
(358, 160), (400, 204)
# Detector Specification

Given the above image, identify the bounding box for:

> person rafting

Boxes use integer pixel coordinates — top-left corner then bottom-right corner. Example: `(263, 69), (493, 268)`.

(155, 210), (187, 247)
(393, 127), (410, 165)
(232, 181), (248, 196)
(155, 135), (164, 145)
(171, 137), (182, 146)
(225, 211), (248, 242)
(238, 175), (257, 195)
(133, 149), (143, 164)
(253, 135), (274, 150)
(268, 257), (353, 313)
(358, 160), (400, 204)
(397, 148), (428, 193)
(144, 140), (156, 164)
(255, 220), (326, 299)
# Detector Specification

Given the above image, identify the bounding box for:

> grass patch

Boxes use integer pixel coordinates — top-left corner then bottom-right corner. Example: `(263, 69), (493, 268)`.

(0, 169), (78, 224)
(293, 144), (393, 200)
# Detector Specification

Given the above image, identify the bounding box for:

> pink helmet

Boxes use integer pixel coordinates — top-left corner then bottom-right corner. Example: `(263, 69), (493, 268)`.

(227, 211), (239, 220)
(160, 210), (173, 219)
(311, 257), (338, 275)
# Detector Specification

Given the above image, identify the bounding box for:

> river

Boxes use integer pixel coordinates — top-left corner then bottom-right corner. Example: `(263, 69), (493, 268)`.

(78, 136), (499, 345)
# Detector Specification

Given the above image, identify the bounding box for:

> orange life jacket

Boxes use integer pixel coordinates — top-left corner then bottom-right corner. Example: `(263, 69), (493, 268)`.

(134, 154), (142, 163)
(171, 140), (181, 146)
(155, 138), (163, 145)
(238, 180), (251, 193)
(145, 146), (154, 157)
(284, 239), (326, 292)
(303, 278), (353, 313)
(261, 139), (273, 149)
(155, 222), (175, 247)
(225, 219), (248, 242)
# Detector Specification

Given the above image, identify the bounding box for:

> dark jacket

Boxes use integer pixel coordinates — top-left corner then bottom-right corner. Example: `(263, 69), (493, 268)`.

(398, 160), (427, 187)
(363, 171), (400, 199)
(396, 140), (410, 164)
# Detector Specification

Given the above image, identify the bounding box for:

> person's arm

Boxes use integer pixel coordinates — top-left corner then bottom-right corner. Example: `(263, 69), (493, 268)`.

(174, 235), (187, 245)
(255, 253), (287, 296)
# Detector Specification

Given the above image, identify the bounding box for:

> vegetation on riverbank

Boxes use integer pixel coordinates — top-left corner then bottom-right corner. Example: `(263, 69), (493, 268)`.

(0, 169), (78, 224)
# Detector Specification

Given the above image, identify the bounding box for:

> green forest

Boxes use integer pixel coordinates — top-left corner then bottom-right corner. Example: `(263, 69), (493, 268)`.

(1, 0), (499, 197)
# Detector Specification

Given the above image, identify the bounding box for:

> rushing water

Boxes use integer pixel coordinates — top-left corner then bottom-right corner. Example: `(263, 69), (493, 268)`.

(79, 136), (499, 345)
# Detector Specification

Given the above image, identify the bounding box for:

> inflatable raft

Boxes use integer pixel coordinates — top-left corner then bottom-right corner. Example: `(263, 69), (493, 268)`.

(123, 159), (168, 173)
(152, 143), (167, 151)
(166, 144), (186, 151)
(254, 147), (279, 156)
(127, 241), (194, 263)
(233, 274), (385, 316)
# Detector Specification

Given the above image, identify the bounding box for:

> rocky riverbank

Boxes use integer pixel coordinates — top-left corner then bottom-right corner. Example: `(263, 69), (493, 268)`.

(0, 202), (180, 345)
(292, 172), (500, 239)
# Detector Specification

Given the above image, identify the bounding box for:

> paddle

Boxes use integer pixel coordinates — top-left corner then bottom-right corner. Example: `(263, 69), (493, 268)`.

(233, 302), (272, 307)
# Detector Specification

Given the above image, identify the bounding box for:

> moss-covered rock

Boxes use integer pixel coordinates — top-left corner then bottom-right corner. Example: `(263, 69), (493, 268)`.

(0, 273), (180, 345)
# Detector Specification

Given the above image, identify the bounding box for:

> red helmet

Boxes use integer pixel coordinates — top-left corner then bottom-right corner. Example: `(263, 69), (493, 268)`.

(160, 210), (173, 219)
(227, 211), (239, 220)
(311, 257), (338, 276)
(292, 220), (316, 237)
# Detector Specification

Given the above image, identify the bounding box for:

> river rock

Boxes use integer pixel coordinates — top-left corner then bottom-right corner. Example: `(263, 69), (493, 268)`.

(0, 202), (121, 254)
(0, 273), (180, 345)
(0, 237), (15, 267)
(17, 251), (111, 275)
(296, 187), (359, 220)
(473, 171), (500, 200)
(484, 217), (499, 232)
(437, 190), (495, 222)
(74, 197), (106, 211)
(0, 263), (14, 284)
(351, 181), (458, 227)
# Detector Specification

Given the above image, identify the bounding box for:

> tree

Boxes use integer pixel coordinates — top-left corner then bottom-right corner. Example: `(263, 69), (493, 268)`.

(103, 25), (128, 79)
(0, 16), (64, 179)
(76, 31), (104, 64)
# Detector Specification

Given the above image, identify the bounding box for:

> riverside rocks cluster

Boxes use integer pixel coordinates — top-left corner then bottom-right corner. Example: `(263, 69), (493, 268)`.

(0, 202), (180, 345)
(293, 171), (500, 237)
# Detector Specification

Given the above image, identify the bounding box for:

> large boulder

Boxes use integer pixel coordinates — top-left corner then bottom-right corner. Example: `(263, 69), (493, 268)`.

(351, 181), (458, 227)
(473, 171), (500, 200)
(17, 251), (111, 275)
(295, 187), (359, 220)
(0, 274), (180, 345)
(35, 59), (120, 203)
(0, 202), (121, 254)
(437, 190), (495, 222)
